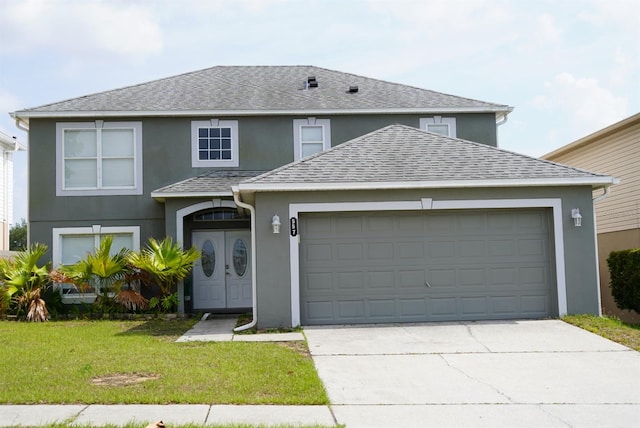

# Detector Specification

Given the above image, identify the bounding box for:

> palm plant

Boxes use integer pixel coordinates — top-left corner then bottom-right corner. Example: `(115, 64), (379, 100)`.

(127, 237), (200, 312)
(59, 236), (133, 312)
(0, 243), (50, 321)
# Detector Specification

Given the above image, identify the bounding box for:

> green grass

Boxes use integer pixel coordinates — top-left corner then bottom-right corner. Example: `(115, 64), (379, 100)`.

(0, 320), (328, 405)
(563, 314), (640, 351)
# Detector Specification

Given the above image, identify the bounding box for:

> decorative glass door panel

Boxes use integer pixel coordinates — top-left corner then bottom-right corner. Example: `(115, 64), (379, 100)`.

(192, 230), (252, 309)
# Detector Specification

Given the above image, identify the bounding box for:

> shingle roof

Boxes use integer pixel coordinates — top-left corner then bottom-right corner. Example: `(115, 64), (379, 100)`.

(152, 170), (267, 198)
(239, 124), (613, 190)
(13, 66), (511, 116)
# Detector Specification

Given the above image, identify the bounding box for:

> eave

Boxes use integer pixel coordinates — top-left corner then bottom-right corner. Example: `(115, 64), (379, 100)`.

(11, 105), (514, 125)
(237, 176), (617, 194)
(151, 190), (233, 202)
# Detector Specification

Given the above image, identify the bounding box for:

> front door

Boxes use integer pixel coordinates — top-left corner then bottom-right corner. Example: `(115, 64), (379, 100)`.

(192, 230), (252, 309)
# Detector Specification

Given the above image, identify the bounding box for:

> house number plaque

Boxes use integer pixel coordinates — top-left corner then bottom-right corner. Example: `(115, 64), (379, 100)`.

(290, 217), (298, 237)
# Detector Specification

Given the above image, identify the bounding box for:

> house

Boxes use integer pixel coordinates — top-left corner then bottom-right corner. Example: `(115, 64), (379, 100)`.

(542, 113), (640, 323)
(10, 65), (615, 327)
(0, 130), (25, 251)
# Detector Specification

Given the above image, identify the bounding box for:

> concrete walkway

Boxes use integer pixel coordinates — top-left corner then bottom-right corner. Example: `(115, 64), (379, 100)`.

(175, 314), (305, 342)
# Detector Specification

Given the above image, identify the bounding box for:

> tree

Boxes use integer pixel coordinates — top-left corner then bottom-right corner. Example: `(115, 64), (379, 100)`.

(0, 243), (50, 321)
(127, 237), (200, 312)
(9, 219), (27, 251)
(59, 235), (135, 312)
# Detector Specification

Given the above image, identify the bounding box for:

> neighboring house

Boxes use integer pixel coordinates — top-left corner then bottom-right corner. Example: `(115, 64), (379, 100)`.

(542, 113), (640, 323)
(10, 65), (615, 327)
(0, 130), (25, 251)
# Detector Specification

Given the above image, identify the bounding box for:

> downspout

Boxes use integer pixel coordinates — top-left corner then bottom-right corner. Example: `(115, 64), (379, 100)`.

(590, 181), (617, 316)
(15, 118), (29, 133)
(495, 112), (509, 147)
(14, 118), (30, 246)
(232, 186), (257, 332)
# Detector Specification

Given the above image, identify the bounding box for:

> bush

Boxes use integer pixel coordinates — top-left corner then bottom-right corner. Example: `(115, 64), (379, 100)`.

(607, 248), (640, 313)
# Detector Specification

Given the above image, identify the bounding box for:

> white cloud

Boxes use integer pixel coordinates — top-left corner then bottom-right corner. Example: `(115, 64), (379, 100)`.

(0, 0), (163, 59)
(536, 13), (562, 43)
(534, 72), (628, 136)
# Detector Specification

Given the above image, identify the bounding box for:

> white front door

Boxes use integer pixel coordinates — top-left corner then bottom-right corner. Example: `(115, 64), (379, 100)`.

(192, 230), (252, 309)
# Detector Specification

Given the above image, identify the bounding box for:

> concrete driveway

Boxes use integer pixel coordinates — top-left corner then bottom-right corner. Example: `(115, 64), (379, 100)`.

(304, 320), (640, 428)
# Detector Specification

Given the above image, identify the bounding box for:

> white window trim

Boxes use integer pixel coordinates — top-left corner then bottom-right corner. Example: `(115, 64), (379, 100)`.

(191, 119), (239, 167)
(420, 116), (457, 137)
(293, 118), (331, 161)
(56, 121), (143, 196)
(288, 198), (567, 327)
(52, 225), (141, 303)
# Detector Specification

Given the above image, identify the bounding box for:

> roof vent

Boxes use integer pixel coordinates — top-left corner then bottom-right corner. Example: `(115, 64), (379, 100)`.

(347, 85), (359, 93)
(307, 76), (318, 88)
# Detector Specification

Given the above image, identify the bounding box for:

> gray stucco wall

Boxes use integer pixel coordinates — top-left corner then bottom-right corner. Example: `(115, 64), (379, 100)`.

(28, 113), (499, 260)
(252, 186), (599, 328)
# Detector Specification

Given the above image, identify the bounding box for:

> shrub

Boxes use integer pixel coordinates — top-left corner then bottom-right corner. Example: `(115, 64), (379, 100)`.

(607, 248), (640, 313)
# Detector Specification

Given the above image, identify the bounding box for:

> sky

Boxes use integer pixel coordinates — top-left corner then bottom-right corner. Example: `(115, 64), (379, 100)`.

(1, 0), (639, 225)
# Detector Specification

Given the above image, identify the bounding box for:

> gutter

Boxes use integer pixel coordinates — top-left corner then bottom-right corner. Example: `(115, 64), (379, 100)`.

(11, 106), (514, 123)
(232, 186), (258, 332)
(592, 179), (618, 203)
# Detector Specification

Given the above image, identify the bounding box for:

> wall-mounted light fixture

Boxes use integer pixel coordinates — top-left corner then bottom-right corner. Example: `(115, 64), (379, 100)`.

(272, 214), (281, 234)
(571, 208), (582, 227)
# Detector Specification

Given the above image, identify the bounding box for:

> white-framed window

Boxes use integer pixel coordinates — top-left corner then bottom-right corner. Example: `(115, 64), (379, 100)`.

(52, 225), (140, 303)
(293, 118), (331, 160)
(56, 121), (143, 196)
(419, 116), (457, 137)
(191, 119), (239, 167)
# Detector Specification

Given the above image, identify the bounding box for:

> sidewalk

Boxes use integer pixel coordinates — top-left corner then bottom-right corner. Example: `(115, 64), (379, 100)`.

(0, 404), (336, 426)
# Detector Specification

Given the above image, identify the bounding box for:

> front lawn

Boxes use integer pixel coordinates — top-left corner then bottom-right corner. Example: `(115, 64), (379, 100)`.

(563, 314), (640, 351)
(0, 320), (328, 405)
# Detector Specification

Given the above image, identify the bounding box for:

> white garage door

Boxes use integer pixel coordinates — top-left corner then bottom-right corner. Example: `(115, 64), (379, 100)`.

(299, 209), (557, 325)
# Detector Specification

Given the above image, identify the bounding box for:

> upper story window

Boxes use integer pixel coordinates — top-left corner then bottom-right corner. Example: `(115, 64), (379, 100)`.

(56, 121), (143, 196)
(191, 119), (239, 167)
(293, 118), (331, 160)
(419, 116), (457, 137)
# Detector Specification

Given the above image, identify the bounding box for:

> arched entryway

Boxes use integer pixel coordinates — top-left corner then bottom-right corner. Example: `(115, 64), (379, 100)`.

(176, 200), (252, 313)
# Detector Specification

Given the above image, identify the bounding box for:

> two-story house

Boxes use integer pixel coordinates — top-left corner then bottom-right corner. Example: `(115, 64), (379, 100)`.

(0, 130), (25, 251)
(11, 66), (614, 328)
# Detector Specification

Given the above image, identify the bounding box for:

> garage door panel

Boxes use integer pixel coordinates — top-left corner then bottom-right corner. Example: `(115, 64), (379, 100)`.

(370, 299), (396, 317)
(521, 295), (548, 314)
(335, 271), (364, 289)
(368, 242), (394, 259)
(428, 240), (456, 258)
(518, 239), (545, 256)
(306, 272), (333, 291)
(488, 239), (515, 256)
(399, 299), (428, 318)
(305, 301), (334, 322)
(460, 297), (488, 315)
(300, 209), (556, 325)
(337, 300), (365, 320)
(336, 243), (363, 260)
(397, 241), (425, 259)
(491, 296), (519, 315)
(368, 271), (395, 288)
(398, 269), (426, 288)
(459, 268), (486, 286)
